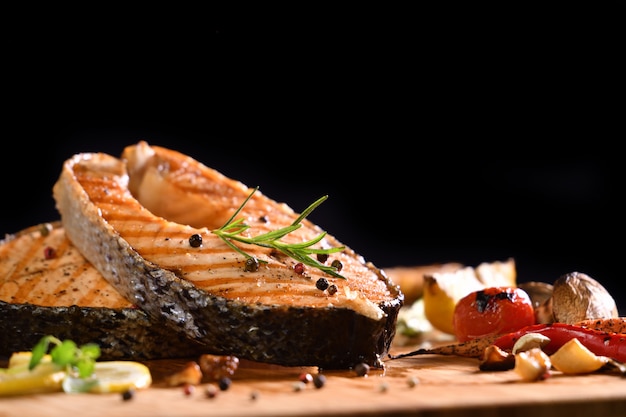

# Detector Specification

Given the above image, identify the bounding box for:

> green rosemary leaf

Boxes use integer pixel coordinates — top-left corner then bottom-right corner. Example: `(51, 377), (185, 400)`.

(212, 188), (346, 279)
(221, 186), (259, 226)
(221, 237), (255, 260)
(302, 247), (345, 255)
(291, 195), (328, 226)
(247, 224), (301, 243)
(273, 232), (327, 250)
(281, 247), (344, 279)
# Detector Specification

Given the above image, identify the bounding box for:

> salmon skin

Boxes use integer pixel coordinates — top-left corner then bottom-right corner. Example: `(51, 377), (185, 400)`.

(53, 141), (403, 369)
(0, 221), (208, 360)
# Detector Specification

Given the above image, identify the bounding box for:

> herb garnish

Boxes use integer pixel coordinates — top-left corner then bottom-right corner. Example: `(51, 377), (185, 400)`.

(29, 335), (101, 378)
(212, 187), (346, 279)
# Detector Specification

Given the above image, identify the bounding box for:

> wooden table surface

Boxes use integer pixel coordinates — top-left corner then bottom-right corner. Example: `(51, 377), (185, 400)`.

(2, 341), (626, 417)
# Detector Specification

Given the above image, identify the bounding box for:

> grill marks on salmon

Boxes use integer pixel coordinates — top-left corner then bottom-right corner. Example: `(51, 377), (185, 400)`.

(0, 222), (131, 308)
(62, 142), (393, 318)
(0, 222), (210, 360)
(53, 141), (403, 368)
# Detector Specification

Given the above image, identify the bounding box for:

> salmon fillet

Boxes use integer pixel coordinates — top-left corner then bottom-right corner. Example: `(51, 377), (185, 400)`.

(53, 141), (403, 368)
(0, 222), (208, 360)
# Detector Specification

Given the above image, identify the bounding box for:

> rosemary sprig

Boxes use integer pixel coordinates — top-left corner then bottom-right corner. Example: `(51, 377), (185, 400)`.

(212, 187), (346, 279)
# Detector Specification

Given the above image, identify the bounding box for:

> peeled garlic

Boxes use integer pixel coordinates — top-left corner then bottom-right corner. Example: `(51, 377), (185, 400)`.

(512, 333), (551, 354)
(514, 348), (552, 382)
(550, 338), (609, 374)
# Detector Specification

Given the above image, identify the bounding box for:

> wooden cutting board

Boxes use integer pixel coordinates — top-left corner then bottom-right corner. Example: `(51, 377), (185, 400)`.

(2, 342), (626, 417)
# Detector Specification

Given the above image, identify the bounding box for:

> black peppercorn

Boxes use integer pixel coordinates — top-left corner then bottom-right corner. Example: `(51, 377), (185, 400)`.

(316, 253), (329, 264)
(313, 374), (326, 389)
(354, 362), (370, 377)
(316, 278), (329, 291)
(218, 377), (232, 391)
(244, 257), (259, 272)
(121, 389), (135, 401)
(331, 259), (343, 272)
(189, 234), (202, 248)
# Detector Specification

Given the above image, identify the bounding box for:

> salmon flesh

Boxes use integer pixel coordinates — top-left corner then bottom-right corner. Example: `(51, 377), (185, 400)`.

(0, 222), (208, 360)
(52, 141), (404, 369)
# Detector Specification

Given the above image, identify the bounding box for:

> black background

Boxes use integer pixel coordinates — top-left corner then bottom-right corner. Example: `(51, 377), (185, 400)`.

(3, 4), (623, 310)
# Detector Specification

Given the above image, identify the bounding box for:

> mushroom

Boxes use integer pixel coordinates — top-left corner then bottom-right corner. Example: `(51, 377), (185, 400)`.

(550, 272), (618, 324)
(518, 281), (554, 324)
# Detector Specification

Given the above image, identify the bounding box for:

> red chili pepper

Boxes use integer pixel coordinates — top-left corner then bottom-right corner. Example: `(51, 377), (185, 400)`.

(493, 322), (626, 363)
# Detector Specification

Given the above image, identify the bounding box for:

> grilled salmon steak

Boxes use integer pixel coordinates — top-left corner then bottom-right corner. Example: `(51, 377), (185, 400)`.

(53, 141), (403, 368)
(0, 222), (208, 359)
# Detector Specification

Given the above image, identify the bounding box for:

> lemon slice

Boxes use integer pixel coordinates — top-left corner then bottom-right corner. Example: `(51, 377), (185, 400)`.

(2, 352), (152, 396)
(63, 361), (152, 393)
(88, 361), (152, 393)
(1, 360), (66, 397)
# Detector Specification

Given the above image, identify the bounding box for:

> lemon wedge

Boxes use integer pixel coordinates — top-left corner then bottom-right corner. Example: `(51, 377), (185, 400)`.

(423, 259), (517, 335)
(423, 267), (485, 334)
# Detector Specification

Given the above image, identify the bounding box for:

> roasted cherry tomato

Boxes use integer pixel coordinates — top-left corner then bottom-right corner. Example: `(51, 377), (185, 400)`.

(452, 286), (535, 342)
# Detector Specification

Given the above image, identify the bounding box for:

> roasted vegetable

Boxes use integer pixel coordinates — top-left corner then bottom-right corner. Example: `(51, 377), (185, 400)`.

(574, 317), (626, 334)
(541, 272), (618, 325)
(452, 287), (535, 342)
(479, 345), (515, 371)
(549, 338), (609, 374)
(514, 348), (552, 382)
(389, 334), (501, 360)
(422, 259), (516, 335)
(492, 323), (626, 363)
(518, 281), (554, 324)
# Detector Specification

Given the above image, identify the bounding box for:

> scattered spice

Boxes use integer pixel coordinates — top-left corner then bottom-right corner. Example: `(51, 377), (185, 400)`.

(317, 253), (329, 264)
(327, 284), (338, 295)
(40, 223), (53, 237)
(121, 389), (135, 401)
(313, 374), (326, 389)
(294, 262), (305, 275)
(407, 376), (420, 388)
(218, 377), (232, 391)
(189, 234), (203, 248)
(43, 247), (56, 260)
(331, 259), (343, 272)
(354, 363), (370, 377)
(316, 278), (329, 291)
(298, 373), (313, 384)
(183, 383), (195, 396)
(244, 257), (260, 272)
(205, 384), (218, 398)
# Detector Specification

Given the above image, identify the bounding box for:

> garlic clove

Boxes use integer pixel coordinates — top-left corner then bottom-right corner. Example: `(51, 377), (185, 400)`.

(514, 348), (552, 382)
